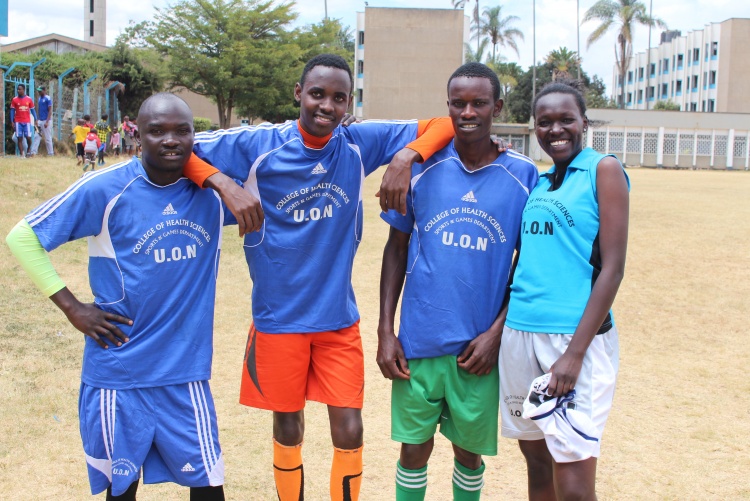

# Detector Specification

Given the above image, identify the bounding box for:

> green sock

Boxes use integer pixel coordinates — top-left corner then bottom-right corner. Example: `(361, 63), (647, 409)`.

(452, 459), (485, 501)
(395, 460), (428, 501)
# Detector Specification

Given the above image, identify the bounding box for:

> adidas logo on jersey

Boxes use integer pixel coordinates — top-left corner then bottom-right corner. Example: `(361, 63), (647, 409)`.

(461, 191), (478, 203)
(311, 163), (328, 175)
(162, 203), (177, 215)
(181, 463), (196, 472)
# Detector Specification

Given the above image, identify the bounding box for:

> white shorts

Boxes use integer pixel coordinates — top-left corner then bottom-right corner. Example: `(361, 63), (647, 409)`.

(499, 326), (619, 456)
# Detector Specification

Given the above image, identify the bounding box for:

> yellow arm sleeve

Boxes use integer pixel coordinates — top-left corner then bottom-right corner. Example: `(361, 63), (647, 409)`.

(6, 220), (66, 297)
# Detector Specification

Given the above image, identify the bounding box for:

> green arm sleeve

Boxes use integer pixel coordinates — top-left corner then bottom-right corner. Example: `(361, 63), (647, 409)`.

(6, 220), (66, 297)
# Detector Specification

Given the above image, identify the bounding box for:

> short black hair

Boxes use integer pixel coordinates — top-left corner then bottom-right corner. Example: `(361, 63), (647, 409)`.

(17, 84), (25, 90)
(532, 79), (587, 118)
(447, 62), (501, 101)
(299, 54), (353, 94)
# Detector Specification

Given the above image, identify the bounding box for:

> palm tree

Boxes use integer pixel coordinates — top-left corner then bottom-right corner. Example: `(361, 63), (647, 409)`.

(474, 5), (524, 62)
(464, 38), (491, 63)
(546, 47), (581, 81)
(582, 0), (666, 108)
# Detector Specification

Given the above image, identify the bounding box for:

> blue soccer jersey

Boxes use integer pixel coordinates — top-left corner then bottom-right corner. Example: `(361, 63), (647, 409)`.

(193, 120), (424, 334)
(506, 148), (630, 334)
(25, 159), (234, 389)
(381, 145), (539, 359)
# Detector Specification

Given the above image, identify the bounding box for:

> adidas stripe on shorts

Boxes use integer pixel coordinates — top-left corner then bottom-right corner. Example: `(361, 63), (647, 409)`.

(499, 326), (619, 458)
(79, 381), (224, 496)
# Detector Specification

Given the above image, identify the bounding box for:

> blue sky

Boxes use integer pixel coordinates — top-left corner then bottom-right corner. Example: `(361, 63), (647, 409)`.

(7, 0), (750, 94)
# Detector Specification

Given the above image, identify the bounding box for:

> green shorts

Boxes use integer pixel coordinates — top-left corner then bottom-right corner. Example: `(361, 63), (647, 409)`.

(391, 355), (499, 456)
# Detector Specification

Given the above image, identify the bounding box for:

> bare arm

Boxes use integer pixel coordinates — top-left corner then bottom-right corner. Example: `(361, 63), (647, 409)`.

(203, 172), (264, 236)
(547, 157), (629, 397)
(376, 227), (411, 380)
(457, 250), (518, 375)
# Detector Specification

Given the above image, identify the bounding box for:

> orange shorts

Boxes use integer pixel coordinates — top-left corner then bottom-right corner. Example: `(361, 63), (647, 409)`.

(239, 322), (365, 412)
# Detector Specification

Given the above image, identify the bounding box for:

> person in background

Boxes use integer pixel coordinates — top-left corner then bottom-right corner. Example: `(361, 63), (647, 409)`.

(10, 84), (37, 159)
(30, 85), (54, 156)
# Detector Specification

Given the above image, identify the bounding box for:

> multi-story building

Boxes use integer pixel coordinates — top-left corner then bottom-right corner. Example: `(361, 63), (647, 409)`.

(353, 7), (470, 120)
(613, 18), (750, 113)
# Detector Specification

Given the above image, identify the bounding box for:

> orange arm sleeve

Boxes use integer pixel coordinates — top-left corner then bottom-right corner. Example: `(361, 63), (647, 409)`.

(183, 152), (220, 188)
(406, 117), (454, 162)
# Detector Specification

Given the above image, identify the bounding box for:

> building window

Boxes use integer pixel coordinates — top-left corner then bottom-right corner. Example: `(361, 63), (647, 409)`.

(649, 63), (656, 77)
(709, 70), (716, 86)
(661, 83), (668, 98)
(627, 71), (633, 83)
(677, 54), (684, 68)
(90, 0), (94, 13)
(638, 67), (644, 80)
(617, 75), (623, 87)
(692, 75), (698, 90)
(690, 102), (697, 111)
(627, 92), (633, 104)
(647, 86), (655, 100)
(676, 80), (682, 94)
(357, 60), (364, 75)
(708, 99), (715, 112)
(712, 41), (718, 57)
(358, 88), (363, 102)
(704, 43), (709, 60)
(358, 31), (364, 46)
(702, 100), (706, 112)
(90, 20), (94, 37)
(663, 58), (669, 73)
(637, 89), (643, 102)
(693, 48), (700, 63)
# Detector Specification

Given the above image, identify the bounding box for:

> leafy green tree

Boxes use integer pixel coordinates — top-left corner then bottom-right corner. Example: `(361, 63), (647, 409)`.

(653, 100), (680, 111)
(475, 5), (523, 61)
(145, 0), (298, 128)
(103, 42), (163, 117)
(585, 74), (617, 109)
(240, 18), (355, 123)
(546, 47), (580, 81)
(582, 0), (666, 108)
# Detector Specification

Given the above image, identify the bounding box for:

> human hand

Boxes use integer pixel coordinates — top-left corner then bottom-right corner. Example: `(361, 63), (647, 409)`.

(490, 134), (512, 153)
(457, 328), (501, 375)
(547, 351), (584, 397)
(341, 113), (358, 127)
(64, 301), (132, 349)
(377, 148), (419, 215)
(376, 330), (410, 380)
(205, 173), (264, 236)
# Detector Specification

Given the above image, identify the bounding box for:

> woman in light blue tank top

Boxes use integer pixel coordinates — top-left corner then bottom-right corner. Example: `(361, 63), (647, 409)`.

(505, 80), (630, 500)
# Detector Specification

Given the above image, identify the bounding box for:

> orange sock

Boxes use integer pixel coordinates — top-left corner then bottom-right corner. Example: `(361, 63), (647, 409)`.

(330, 444), (363, 501)
(273, 439), (303, 501)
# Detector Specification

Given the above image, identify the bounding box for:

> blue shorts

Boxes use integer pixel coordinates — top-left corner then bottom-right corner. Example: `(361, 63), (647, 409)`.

(79, 381), (224, 496)
(15, 122), (32, 137)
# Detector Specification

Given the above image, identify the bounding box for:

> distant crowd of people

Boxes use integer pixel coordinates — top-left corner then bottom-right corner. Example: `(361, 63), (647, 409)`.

(8, 83), (139, 169)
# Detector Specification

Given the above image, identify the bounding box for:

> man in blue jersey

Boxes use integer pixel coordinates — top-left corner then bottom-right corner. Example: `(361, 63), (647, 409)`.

(377, 63), (539, 501)
(30, 85), (54, 156)
(6, 93), (231, 501)
(180, 53), (457, 501)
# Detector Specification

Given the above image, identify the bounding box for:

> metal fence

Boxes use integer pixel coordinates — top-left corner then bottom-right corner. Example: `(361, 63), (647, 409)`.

(588, 126), (750, 169)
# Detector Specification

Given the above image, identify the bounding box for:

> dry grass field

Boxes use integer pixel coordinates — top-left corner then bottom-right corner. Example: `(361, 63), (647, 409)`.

(1, 155), (748, 500)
